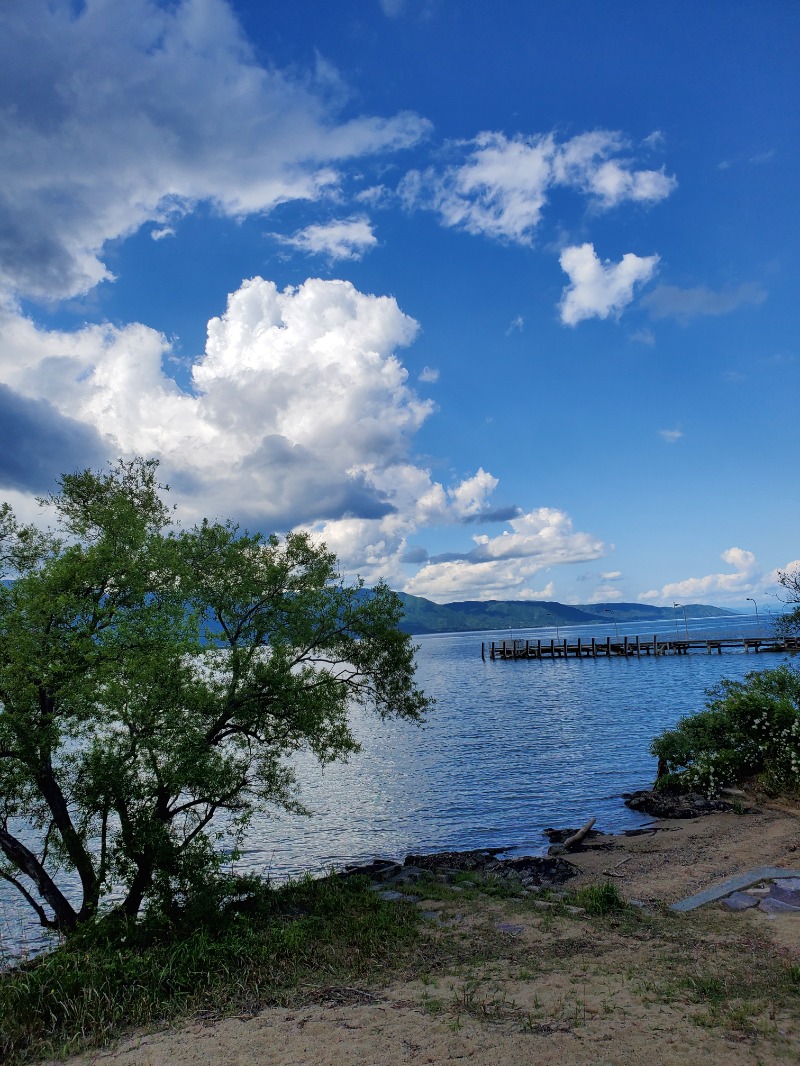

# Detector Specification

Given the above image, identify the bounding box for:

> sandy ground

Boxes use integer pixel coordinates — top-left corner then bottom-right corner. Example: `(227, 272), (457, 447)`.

(45, 799), (800, 1066)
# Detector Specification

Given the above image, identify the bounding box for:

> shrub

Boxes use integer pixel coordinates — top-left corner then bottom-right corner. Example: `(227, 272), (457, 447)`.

(650, 665), (800, 797)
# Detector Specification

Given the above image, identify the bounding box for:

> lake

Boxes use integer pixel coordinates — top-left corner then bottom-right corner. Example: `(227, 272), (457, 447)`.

(0, 612), (788, 956)
(241, 612), (781, 876)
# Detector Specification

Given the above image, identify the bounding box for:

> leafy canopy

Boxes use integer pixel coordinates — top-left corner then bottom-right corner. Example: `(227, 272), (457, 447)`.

(0, 459), (429, 934)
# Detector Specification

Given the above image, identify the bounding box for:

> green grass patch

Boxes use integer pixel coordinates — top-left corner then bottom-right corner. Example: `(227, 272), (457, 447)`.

(569, 881), (627, 916)
(0, 874), (420, 1064)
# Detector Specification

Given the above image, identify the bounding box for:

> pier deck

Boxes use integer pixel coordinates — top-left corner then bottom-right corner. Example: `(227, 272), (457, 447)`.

(484, 635), (800, 661)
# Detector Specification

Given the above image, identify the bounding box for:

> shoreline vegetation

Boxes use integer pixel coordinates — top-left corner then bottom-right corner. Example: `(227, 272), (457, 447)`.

(3, 791), (800, 1065)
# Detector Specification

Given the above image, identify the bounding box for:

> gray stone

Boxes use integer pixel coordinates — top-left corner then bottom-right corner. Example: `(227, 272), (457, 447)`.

(374, 890), (420, 903)
(495, 922), (526, 935)
(759, 896), (800, 913)
(671, 867), (800, 911)
(767, 885), (800, 906)
(387, 866), (426, 886)
(722, 891), (760, 911)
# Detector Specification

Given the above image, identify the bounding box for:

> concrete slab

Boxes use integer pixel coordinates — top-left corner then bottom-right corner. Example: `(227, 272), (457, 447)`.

(671, 867), (800, 912)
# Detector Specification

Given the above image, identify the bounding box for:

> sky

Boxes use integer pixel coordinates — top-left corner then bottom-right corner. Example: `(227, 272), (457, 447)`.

(0, 0), (798, 610)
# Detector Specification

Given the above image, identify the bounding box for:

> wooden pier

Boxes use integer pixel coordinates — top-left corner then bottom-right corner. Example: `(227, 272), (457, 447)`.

(483, 635), (800, 661)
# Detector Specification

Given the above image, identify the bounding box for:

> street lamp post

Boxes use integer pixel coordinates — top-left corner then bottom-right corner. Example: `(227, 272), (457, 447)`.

(546, 612), (560, 640)
(746, 597), (761, 638)
(604, 608), (619, 641)
(674, 602), (689, 639)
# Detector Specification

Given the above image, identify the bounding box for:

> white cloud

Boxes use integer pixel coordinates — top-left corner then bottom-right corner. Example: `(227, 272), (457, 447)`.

(587, 584), (623, 603)
(641, 282), (767, 323)
(405, 508), (605, 601)
(0, 0), (429, 300)
(600, 571), (622, 581)
(277, 217), (378, 261)
(0, 277), (434, 528)
(400, 129), (676, 244)
(630, 327), (655, 345)
(2, 275), (600, 595)
(418, 366), (440, 383)
(559, 243), (659, 326)
(638, 547), (761, 605)
(659, 428), (683, 443)
(505, 315), (524, 335)
(150, 226), (176, 241)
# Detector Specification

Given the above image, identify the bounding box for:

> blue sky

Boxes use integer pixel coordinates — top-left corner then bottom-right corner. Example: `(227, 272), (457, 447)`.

(1, 0), (798, 608)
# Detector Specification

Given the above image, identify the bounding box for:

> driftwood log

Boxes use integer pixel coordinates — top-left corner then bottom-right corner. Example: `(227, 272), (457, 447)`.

(562, 817), (596, 851)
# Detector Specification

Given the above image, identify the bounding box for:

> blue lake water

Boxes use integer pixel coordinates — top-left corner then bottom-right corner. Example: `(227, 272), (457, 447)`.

(0, 613), (790, 956)
(242, 613), (785, 877)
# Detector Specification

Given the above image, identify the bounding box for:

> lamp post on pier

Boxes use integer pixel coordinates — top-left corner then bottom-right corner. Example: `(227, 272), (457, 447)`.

(604, 608), (619, 641)
(746, 596), (761, 638)
(673, 602), (689, 639)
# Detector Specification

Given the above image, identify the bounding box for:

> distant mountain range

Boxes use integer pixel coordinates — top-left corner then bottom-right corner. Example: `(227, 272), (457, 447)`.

(394, 594), (735, 635)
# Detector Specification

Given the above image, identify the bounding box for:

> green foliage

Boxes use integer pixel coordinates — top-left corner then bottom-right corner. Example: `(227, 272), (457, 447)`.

(0, 459), (429, 935)
(0, 875), (418, 1063)
(651, 665), (800, 796)
(570, 881), (626, 916)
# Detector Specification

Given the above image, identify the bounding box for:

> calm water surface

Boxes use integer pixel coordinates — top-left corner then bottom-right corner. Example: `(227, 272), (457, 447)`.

(243, 614), (785, 876)
(1, 614), (788, 954)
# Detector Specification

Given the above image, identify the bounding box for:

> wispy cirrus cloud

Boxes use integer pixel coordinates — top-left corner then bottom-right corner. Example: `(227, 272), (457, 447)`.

(659, 427), (683, 443)
(641, 282), (767, 323)
(276, 217), (378, 261)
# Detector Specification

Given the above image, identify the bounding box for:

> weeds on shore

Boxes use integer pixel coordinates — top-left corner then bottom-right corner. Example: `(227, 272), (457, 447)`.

(0, 874), (419, 1064)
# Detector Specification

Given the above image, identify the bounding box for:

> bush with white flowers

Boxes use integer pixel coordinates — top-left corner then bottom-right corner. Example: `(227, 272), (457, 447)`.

(651, 665), (800, 797)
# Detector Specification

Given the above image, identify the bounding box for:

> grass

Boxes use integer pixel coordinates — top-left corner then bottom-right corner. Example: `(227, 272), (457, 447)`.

(4, 868), (800, 1063)
(0, 874), (420, 1064)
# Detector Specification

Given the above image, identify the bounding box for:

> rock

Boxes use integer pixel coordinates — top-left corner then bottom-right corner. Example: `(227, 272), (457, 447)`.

(495, 922), (526, 934)
(340, 858), (402, 881)
(767, 885), (800, 907)
(722, 891), (760, 911)
(386, 865), (426, 885)
(623, 790), (734, 818)
(402, 849), (577, 889)
(405, 848), (505, 871)
(373, 889), (420, 903)
(759, 896), (800, 913)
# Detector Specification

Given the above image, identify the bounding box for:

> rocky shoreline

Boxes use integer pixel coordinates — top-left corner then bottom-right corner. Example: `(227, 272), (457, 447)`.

(336, 787), (757, 897)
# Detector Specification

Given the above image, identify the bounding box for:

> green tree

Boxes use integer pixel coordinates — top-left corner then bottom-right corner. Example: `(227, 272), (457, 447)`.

(775, 567), (800, 639)
(0, 459), (429, 935)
